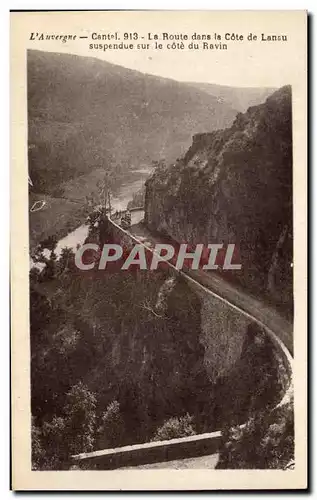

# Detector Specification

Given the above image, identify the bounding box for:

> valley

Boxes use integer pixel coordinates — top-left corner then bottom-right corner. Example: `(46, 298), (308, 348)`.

(28, 51), (294, 471)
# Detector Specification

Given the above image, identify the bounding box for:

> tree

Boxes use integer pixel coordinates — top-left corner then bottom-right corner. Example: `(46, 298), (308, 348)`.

(58, 247), (75, 275)
(42, 249), (57, 281)
(87, 207), (103, 233)
(31, 416), (69, 470)
(29, 266), (41, 285)
(63, 382), (97, 455)
(152, 414), (196, 442)
(216, 401), (294, 469)
(40, 416), (68, 469)
(39, 235), (58, 252)
(31, 384), (97, 470)
(97, 400), (125, 449)
(31, 418), (46, 470)
(96, 171), (114, 216)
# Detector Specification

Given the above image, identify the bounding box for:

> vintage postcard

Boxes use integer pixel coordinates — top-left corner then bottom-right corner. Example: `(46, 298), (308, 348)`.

(11, 10), (307, 490)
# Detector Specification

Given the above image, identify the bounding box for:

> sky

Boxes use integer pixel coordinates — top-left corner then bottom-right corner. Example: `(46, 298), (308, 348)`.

(14, 10), (306, 87)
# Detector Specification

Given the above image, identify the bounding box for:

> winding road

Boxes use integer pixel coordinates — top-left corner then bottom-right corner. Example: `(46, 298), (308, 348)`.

(118, 210), (293, 357)
(73, 210), (294, 470)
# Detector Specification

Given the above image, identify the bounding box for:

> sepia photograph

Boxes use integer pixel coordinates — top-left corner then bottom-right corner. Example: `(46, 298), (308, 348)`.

(11, 10), (307, 490)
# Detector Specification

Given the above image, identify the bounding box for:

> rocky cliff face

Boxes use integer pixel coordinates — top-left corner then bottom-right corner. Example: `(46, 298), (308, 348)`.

(145, 86), (293, 311)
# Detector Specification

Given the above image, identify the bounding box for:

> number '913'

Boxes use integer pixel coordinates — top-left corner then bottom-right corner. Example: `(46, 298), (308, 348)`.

(124, 33), (138, 40)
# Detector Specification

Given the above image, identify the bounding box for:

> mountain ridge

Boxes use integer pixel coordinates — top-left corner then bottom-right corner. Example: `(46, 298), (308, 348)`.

(28, 49), (237, 194)
(145, 85), (293, 312)
(185, 82), (277, 112)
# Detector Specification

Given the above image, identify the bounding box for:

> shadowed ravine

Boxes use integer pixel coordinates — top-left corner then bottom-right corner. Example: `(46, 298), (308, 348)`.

(71, 213), (293, 470)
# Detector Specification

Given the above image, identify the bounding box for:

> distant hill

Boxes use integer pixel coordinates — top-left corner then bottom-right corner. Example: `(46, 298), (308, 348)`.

(28, 50), (238, 195)
(186, 82), (276, 112)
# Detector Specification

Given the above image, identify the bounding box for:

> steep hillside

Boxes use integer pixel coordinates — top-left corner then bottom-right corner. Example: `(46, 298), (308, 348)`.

(145, 86), (293, 312)
(28, 50), (237, 195)
(30, 216), (282, 468)
(186, 82), (276, 112)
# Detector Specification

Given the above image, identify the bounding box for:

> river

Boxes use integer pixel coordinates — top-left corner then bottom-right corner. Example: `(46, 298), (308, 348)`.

(32, 168), (151, 267)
